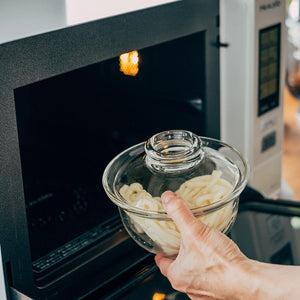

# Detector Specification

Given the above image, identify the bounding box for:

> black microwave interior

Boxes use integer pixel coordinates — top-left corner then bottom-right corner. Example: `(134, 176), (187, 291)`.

(14, 31), (206, 283)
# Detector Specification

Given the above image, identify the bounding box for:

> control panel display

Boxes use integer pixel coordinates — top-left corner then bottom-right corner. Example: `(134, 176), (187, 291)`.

(258, 24), (281, 116)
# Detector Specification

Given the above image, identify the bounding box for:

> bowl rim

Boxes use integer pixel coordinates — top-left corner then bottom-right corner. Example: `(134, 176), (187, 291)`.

(102, 135), (250, 220)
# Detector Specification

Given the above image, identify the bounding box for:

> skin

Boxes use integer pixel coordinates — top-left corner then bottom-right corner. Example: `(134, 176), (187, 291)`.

(155, 191), (300, 300)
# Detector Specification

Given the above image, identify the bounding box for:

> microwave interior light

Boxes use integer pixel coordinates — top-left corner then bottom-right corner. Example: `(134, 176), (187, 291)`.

(119, 50), (139, 76)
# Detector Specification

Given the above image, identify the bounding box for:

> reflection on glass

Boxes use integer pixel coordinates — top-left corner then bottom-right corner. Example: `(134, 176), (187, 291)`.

(290, 216), (300, 229)
(152, 292), (166, 300)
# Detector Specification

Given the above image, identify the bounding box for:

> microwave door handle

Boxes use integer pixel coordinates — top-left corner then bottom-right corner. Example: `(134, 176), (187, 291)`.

(239, 197), (300, 218)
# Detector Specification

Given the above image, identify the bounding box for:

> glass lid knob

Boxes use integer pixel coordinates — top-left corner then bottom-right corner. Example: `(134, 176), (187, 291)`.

(145, 130), (204, 174)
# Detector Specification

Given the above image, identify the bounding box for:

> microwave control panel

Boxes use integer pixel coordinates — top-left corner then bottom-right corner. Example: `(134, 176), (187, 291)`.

(258, 23), (281, 117)
(220, 0), (286, 197)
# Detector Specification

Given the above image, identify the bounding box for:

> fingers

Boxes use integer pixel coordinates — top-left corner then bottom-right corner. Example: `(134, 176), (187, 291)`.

(155, 253), (174, 277)
(161, 191), (201, 234)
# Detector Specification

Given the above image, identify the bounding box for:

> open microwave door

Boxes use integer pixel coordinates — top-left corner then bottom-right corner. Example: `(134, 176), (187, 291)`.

(231, 190), (300, 265)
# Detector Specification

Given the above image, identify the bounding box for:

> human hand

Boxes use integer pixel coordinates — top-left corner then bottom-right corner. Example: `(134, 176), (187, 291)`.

(155, 191), (252, 300)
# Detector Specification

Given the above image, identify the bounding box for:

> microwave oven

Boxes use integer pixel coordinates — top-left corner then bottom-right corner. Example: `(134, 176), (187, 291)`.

(0, 0), (287, 299)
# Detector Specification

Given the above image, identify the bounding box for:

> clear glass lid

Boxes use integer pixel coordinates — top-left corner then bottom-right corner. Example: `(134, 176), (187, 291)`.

(102, 130), (249, 216)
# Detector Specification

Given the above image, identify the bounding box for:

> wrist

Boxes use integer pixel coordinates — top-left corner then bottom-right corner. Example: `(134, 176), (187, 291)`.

(227, 258), (262, 300)
(238, 259), (276, 299)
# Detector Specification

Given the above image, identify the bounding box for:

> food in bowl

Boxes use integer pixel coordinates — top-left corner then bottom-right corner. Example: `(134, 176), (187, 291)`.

(119, 170), (234, 256)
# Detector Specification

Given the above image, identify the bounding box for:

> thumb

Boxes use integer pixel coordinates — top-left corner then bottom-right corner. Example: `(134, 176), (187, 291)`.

(161, 191), (201, 235)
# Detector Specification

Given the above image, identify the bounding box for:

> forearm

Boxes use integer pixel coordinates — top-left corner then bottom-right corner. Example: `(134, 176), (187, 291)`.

(235, 259), (300, 300)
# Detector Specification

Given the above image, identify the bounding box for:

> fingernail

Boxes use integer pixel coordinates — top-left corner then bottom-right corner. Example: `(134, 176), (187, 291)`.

(161, 191), (176, 204)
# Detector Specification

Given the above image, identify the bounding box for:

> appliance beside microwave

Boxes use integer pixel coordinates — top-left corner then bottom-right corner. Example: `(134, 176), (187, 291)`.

(220, 0), (286, 198)
(0, 0), (288, 299)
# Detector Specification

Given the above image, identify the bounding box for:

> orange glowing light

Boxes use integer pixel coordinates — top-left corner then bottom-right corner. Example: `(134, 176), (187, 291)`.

(152, 292), (166, 300)
(119, 50), (139, 76)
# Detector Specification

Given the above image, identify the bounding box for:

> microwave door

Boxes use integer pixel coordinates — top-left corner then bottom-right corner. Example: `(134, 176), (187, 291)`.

(239, 197), (300, 217)
(231, 197), (300, 266)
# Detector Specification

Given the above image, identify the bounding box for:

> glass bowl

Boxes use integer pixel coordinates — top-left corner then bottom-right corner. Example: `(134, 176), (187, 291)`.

(102, 130), (249, 256)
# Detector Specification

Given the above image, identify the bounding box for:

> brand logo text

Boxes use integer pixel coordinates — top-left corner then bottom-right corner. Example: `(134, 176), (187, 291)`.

(260, 0), (281, 11)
